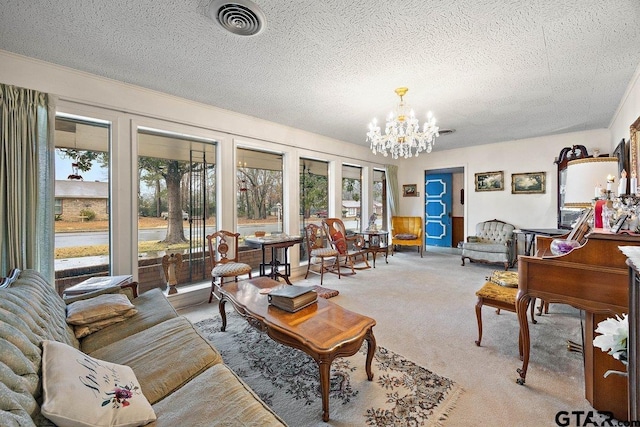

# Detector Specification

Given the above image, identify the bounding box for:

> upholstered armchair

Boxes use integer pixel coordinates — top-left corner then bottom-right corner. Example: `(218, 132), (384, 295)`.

(390, 216), (423, 257)
(461, 219), (515, 270)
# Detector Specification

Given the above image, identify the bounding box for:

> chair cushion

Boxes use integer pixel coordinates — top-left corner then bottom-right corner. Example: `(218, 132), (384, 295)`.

(487, 270), (519, 288)
(395, 233), (418, 240)
(310, 247), (338, 257)
(476, 282), (517, 305)
(212, 262), (252, 277)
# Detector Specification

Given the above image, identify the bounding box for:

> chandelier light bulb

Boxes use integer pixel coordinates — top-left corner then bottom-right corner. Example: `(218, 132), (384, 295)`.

(367, 87), (440, 159)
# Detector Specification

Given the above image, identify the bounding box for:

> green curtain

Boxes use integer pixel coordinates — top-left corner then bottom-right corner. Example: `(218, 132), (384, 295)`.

(0, 84), (53, 280)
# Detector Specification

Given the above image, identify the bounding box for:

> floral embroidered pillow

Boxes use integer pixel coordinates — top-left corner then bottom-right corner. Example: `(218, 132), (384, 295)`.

(41, 340), (156, 427)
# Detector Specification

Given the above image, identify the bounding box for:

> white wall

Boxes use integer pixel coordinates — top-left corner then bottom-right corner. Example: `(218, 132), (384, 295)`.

(610, 64), (640, 175)
(395, 129), (610, 236)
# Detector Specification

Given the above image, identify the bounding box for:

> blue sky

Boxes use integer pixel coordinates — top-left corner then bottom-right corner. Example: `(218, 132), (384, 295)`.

(55, 151), (108, 182)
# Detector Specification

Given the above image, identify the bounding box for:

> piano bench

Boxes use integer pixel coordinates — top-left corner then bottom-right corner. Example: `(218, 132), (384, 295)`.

(475, 281), (536, 347)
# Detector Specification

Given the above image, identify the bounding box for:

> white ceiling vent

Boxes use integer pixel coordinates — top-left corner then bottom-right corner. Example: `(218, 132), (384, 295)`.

(208, 0), (266, 36)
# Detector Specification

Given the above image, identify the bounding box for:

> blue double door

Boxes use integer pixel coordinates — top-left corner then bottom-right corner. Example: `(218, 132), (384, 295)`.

(425, 173), (453, 247)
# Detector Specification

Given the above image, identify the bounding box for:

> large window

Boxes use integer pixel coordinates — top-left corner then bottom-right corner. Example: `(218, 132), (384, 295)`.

(137, 127), (217, 289)
(300, 158), (329, 260)
(236, 148), (283, 240)
(373, 169), (385, 230)
(54, 115), (111, 279)
(342, 164), (362, 232)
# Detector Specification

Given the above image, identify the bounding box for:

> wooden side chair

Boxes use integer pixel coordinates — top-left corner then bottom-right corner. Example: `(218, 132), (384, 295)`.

(304, 223), (340, 285)
(474, 270), (536, 358)
(206, 230), (252, 303)
(322, 218), (370, 274)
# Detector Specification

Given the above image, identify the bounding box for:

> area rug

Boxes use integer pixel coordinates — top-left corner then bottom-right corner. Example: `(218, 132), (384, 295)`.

(195, 312), (462, 426)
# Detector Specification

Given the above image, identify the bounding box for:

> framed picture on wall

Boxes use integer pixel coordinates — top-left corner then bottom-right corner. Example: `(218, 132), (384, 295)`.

(402, 184), (418, 197)
(474, 171), (504, 192)
(511, 172), (546, 194)
(612, 138), (628, 178)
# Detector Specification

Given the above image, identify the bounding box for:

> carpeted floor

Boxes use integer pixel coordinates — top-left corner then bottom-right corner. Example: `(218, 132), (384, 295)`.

(195, 313), (462, 426)
(180, 250), (614, 426)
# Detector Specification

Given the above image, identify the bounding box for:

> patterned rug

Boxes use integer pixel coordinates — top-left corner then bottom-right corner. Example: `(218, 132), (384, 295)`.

(195, 313), (462, 426)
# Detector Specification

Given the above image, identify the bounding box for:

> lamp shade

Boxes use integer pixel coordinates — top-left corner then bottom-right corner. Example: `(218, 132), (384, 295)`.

(564, 157), (618, 207)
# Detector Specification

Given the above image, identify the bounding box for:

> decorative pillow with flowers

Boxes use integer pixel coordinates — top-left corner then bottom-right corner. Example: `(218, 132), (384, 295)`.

(41, 340), (156, 427)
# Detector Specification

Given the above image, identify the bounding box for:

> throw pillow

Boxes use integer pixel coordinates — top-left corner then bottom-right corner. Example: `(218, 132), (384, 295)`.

(73, 309), (138, 339)
(487, 270), (519, 288)
(395, 233), (418, 240)
(331, 230), (348, 254)
(41, 340), (156, 427)
(67, 293), (137, 326)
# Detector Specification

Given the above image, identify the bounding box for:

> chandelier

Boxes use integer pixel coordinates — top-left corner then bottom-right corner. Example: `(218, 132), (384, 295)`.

(367, 87), (439, 159)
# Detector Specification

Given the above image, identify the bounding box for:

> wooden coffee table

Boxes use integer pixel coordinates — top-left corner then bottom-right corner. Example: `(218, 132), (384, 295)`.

(217, 276), (377, 422)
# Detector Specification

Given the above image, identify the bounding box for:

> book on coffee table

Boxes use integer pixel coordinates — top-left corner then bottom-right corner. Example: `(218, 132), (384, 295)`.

(268, 285), (317, 312)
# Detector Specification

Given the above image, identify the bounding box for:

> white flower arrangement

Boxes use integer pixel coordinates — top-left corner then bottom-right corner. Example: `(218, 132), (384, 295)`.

(592, 313), (628, 378)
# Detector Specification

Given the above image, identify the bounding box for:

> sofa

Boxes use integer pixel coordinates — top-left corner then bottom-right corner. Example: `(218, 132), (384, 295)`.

(0, 268), (286, 427)
(460, 219), (515, 270)
(391, 216), (424, 257)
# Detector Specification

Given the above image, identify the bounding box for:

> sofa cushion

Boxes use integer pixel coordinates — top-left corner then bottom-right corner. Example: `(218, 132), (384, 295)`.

(41, 340), (156, 427)
(80, 289), (178, 354)
(89, 317), (222, 404)
(73, 312), (138, 339)
(461, 242), (508, 254)
(150, 364), (286, 427)
(67, 293), (137, 325)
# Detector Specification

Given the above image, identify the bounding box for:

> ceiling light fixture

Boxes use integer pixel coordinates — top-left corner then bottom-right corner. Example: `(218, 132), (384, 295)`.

(367, 87), (439, 159)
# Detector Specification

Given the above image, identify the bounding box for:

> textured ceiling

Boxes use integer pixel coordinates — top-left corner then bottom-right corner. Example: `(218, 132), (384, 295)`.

(1, 0), (639, 151)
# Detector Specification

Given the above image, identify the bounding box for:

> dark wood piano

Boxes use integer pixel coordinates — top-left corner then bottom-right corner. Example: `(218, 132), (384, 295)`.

(517, 228), (635, 421)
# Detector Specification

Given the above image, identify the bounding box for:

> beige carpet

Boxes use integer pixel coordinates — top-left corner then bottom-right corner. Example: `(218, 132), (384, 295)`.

(180, 249), (610, 426)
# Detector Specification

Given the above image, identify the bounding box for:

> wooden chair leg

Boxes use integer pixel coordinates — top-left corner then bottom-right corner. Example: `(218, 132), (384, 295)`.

(475, 298), (483, 346)
(208, 278), (215, 303)
(305, 261), (311, 279)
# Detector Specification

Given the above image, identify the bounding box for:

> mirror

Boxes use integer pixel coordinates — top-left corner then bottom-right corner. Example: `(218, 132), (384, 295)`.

(555, 145), (589, 229)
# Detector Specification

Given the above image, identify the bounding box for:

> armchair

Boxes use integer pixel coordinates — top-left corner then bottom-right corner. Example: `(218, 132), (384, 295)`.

(460, 219), (515, 270)
(390, 216), (423, 257)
